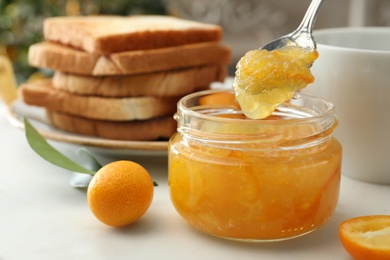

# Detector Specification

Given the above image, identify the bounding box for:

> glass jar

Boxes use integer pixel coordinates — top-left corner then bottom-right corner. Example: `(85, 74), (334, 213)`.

(168, 89), (342, 242)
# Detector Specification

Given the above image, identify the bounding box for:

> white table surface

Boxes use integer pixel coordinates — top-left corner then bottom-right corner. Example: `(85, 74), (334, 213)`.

(1, 101), (389, 260)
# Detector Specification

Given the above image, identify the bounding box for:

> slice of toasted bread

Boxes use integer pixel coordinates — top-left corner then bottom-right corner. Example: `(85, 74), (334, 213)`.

(28, 42), (100, 75)
(46, 110), (176, 141)
(20, 80), (179, 121)
(43, 15), (222, 54)
(28, 41), (231, 76)
(52, 65), (225, 97)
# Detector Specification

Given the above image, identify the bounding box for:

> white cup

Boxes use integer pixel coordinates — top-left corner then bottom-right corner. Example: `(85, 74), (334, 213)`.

(304, 27), (390, 184)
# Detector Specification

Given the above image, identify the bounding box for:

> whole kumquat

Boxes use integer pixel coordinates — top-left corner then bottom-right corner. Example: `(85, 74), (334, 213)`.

(87, 160), (154, 227)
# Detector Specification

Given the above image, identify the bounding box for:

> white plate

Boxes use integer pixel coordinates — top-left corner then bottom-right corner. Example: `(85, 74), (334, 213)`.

(6, 99), (169, 157)
(6, 78), (233, 157)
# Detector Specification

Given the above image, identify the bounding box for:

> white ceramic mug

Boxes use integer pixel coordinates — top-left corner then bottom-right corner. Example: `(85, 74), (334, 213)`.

(304, 27), (390, 184)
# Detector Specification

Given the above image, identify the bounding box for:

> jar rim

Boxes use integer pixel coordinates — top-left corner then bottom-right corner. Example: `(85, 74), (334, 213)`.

(177, 89), (336, 124)
(175, 89), (338, 150)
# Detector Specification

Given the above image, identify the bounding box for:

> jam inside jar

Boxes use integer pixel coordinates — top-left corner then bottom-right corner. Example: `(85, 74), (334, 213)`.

(168, 89), (342, 242)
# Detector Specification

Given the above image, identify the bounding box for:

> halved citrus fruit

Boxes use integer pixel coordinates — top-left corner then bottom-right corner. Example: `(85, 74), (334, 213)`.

(339, 215), (390, 260)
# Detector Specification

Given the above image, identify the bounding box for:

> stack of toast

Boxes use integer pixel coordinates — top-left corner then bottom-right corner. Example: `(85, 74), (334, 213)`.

(20, 15), (231, 141)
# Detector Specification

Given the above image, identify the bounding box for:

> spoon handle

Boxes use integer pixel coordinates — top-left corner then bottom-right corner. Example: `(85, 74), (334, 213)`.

(260, 0), (324, 51)
(295, 0), (324, 34)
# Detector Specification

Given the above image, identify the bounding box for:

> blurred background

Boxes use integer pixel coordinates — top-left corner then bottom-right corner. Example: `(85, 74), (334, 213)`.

(1, 0), (390, 83)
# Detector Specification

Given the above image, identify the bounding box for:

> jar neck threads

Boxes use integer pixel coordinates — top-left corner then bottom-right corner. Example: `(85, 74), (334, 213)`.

(174, 89), (338, 153)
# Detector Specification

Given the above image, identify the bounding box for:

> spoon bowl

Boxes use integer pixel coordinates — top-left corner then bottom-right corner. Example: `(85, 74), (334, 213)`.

(261, 0), (324, 51)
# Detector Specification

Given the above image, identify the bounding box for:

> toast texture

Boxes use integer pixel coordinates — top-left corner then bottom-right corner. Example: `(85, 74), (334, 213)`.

(28, 42), (100, 75)
(46, 110), (177, 141)
(20, 80), (179, 121)
(28, 41), (231, 76)
(52, 65), (225, 97)
(44, 15), (222, 54)
(23, 15), (230, 141)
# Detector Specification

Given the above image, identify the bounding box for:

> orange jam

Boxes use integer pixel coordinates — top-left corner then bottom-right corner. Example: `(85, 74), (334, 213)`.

(233, 46), (318, 119)
(168, 90), (342, 241)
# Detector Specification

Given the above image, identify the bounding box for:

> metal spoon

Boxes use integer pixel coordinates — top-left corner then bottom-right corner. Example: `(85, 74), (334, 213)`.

(261, 0), (324, 51)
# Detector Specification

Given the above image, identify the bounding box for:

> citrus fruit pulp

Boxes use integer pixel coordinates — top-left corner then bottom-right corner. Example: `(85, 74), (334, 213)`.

(87, 160), (154, 227)
(169, 133), (341, 240)
(339, 215), (390, 260)
(232, 46), (318, 119)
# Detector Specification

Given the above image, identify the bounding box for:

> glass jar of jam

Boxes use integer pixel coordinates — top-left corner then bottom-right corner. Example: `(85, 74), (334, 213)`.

(168, 89), (342, 242)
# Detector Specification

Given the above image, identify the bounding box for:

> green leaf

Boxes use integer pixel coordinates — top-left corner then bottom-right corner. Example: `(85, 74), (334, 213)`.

(24, 117), (96, 175)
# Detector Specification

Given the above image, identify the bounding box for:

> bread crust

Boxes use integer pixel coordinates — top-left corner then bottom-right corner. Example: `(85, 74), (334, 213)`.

(20, 80), (179, 121)
(28, 42), (100, 75)
(52, 65), (226, 97)
(43, 15), (222, 54)
(46, 110), (177, 141)
(105, 42), (231, 75)
(22, 15), (231, 141)
(28, 41), (231, 76)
